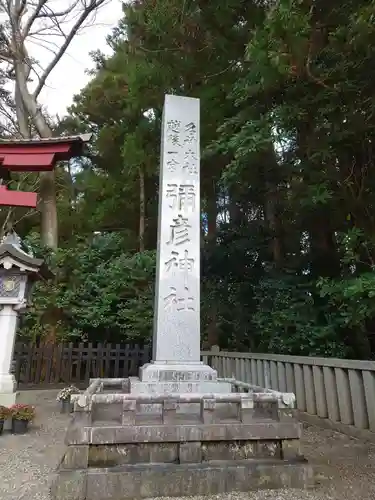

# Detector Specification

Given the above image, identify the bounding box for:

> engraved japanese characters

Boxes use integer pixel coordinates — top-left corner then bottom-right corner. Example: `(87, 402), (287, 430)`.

(153, 95), (201, 362)
(163, 121), (197, 312)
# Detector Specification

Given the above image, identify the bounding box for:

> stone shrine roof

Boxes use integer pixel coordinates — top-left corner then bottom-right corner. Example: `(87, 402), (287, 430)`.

(0, 241), (52, 279)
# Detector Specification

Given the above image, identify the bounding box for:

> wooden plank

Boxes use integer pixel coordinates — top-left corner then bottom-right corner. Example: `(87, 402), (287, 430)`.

(234, 357), (241, 380)
(123, 343), (130, 377)
(128, 344), (137, 376)
(85, 343), (93, 383)
(136, 345), (143, 375)
(24, 343), (34, 385)
(250, 359), (257, 385)
(270, 361), (278, 391)
(76, 342), (84, 382)
(303, 365), (317, 415)
(96, 343), (103, 378)
(239, 358), (246, 383)
(54, 343), (64, 383)
(335, 367), (354, 425)
(66, 342), (74, 383)
(363, 370), (375, 431)
(285, 363), (296, 394)
(323, 366), (340, 422)
(294, 364), (306, 411)
(13, 342), (24, 386)
(44, 344), (54, 384)
(277, 362), (287, 392)
(348, 369), (368, 429)
(104, 344), (111, 378)
(141, 344), (151, 366)
(313, 365), (328, 418)
(256, 360), (264, 387)
(114, 344), (121, 378)
(34, 344), (44, 384)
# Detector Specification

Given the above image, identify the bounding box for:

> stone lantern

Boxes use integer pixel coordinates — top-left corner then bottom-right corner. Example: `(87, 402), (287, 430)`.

(0, 232), (51, 407)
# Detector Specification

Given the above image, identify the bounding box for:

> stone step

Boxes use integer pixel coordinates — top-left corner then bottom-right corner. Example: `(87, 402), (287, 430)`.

(52, 460), (314, 499)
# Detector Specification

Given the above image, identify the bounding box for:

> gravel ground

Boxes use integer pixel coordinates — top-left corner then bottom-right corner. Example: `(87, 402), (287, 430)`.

(0, 390), (375, 500)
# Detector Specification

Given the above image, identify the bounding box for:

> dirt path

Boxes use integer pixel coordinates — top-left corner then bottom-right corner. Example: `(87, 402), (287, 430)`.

(0, 390), (374, 500)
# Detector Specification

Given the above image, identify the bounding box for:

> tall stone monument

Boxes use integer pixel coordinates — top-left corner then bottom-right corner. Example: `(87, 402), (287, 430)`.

(131, 94), (230, 394)
(153, 94), (201, 363)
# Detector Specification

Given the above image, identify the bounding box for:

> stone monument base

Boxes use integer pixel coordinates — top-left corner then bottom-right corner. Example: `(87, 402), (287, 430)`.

(129, 361), (232, 394)
(0, 373), (18, 412)
(0, 391), (17, 407)
(51, 378), (314, 500)
(54, 459), (313, 500)
(0, 373), (17, 394)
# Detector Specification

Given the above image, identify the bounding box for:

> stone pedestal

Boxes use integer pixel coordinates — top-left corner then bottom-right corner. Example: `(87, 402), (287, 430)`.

(52, 382), (314, 500)
(0, 305), (18, 407)
(129, 362), (231, 394)
(0, 305), (19, 430)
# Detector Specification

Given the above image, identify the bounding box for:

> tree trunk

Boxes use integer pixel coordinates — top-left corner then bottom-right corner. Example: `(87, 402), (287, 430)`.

(309, 216), (340, 278)
(206, 180), (219, 347)
(262, 143), (284, 267)
(228, 192), (246, 226)
(264, 183), (283, 267)
(139, 166), (145, 252)
(15, 82), (29, 138)
(15, 62), (58, 249)
(40, 171), (58, 249)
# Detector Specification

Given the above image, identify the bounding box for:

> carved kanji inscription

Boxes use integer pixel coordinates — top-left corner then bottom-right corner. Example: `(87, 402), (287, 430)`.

(166, 184), (196, 211)
(163, 286), (195, 312)
(166, 120), (181, 146)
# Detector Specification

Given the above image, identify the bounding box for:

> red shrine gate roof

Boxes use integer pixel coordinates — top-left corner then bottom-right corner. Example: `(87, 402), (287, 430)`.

(0, 133), (92, 207)
(0, 133), (92, 172)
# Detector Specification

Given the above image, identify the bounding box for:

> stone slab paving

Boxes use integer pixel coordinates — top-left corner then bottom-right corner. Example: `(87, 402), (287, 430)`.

(0, 390), (375, 500)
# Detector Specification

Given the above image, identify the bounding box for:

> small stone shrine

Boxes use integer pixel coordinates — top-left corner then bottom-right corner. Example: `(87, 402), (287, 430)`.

(0, 232), (51, 408)
(52, 96), (314, 500)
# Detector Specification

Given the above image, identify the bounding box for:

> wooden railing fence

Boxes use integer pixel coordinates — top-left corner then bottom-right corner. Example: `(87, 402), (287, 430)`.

(202, 348), (375, 436)
(13, 342), (151, 387)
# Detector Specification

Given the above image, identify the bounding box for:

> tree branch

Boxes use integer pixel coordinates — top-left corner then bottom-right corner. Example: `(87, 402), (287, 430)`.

(33, 0), (108, 99)
(22, 0), (49, 39)
(37, 0), (81, 20)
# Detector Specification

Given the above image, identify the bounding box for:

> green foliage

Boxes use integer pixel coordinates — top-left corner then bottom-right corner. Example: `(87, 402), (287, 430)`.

(19, 233), (155, 343)
(15, 0), (375, 359)
(254, 276), (347, 357)
(211, 0), (375, 359)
